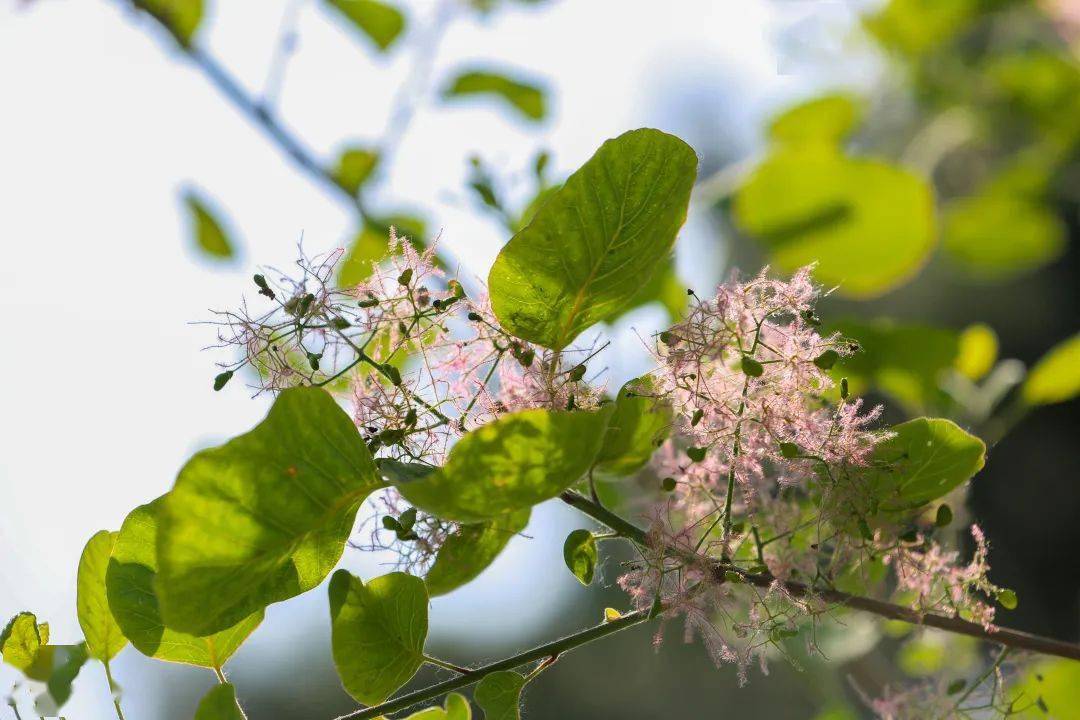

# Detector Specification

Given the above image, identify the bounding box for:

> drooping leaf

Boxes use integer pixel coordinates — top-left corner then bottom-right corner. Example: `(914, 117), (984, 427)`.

(107, 498), (263, 668)
(194, 683), (247, 720)
(134, 0), (203, 46)
(474, 670), (526, 720)
(768, 94), (861, 147)
(734, 147), (935, 297)
(442, 69), (547, 121)
(593, 377), (671, 477)
(392, 407), (614, 523)
(40, 643), (89, 709)
(183, 189), (236, 261)
(1, 612), (45, 673)
(562, 529), (597, 586)
(1022, 333), (1080, 406)
(943, 195), (1065, 280)
(955, 323), (998, 381)
(333, 146), (381, 196)
(489, 128), (698, 350)
(424, 510), (530, 597)
(338, 215), (426, 287)
(325, 0), (406, 51)
(829, 319), (959, 413)
(157, 387), (381, 635)
(868, 418), (986, 509)
(329, 571), (428, 705)
(77, 531), (128, 662)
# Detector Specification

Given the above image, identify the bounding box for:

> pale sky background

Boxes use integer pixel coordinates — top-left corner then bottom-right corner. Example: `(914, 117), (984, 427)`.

(0, 1), (878, 716)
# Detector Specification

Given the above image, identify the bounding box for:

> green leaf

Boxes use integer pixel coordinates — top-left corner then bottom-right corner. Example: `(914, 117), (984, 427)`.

(474, 670), (526, 720)
(943, 195), (1065, 280)
(77, 531), (127, 662)
(1010, 658), (1080, 718)
(863, 0), (975, 57)
(194, 683), (247, 720)
(830, 319), (959, 413)
(425, 510), (530, 596)
(329, 571), (428, 705)
(183, 189), (236, 261)
(768, 94), (861, 147)
(134, 0), (203, 45)
(333, 146), (381, 195)
(1022, 333), (1080, 406)
(489, 128), (698, 350)
(955, 323), (998, 381)
(1, 612), (45, 674)
(399, 693), (473, 720)
(107, 498), (263, 668)
(338, 215), (427, 287)
(562, 529), (597, 586)
(442, 69), (547, 121)
(157, 387), (381, 635)
(733, 147), (935, 297)
(325, 0), (406, 51)
(42, 643), (89, 708)
(392, 407), (613, 522)
(603, 259), (686, 324)
(868, 418), (986, 508)
(593, 377), (671, 477)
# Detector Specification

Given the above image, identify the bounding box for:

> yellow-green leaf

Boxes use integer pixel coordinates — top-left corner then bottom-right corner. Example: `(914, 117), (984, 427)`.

(1023, 333), (1080, 406)
(329, 571), (427, 705)
(77, 531), (127, 662)
(1, 612), (45, 674)
(768, 94), (861, 147)
(107, 497), (263, 668)
(868, 418), (985, 508)
(135, 0), (203, 46)
(943, 195), (1065, 281)
(425, 510), (530, 596)
(474, 670), (526, 720)
(326, 0), (406, 51)
(562, 529), (597, 586)
(157, 387), (381, 636)
(955, 323), (998, 381)
(183, 189), (236, 261)
(593, 377), (671, 477)
(194, 683), (247, 720)
(489, 128), (698, 350)
(334, 146), (380, 196)
(442, 69), (547, 121)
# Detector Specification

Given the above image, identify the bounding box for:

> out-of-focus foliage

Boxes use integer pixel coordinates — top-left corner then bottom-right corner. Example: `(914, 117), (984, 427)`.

(324, 0), (406, 52)
(442, 69), (548, 121)
(1022, 332), (1080, 405)
(133, 0), (203, 46)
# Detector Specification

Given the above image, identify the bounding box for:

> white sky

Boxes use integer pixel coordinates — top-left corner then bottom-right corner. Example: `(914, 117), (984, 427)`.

(0, 1), (875, 716)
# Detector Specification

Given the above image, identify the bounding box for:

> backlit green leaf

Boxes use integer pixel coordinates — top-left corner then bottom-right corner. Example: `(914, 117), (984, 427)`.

(443, 69), (547, 121)
(603, 259), (686, 324)
(562, 529), (597, 586)
(943, 195), (1065, 280)
(955, 323), (998, 381)
(135, 0), (203, 46)
(392, 407), (613, 522)
(329, 571), (427, 705)
(489, 128), (698, 350)
(157, 387), (381, 635)
(183, 189), (236, 261)
(864, 0), (975, 57)
(399, 693), (473, 720)
(338, 215), (426, 287)
(1022, 333), (1080, 406)
(1, 612), (45, 673)
(734, 147), (934, 297)
(326, 0), (406, 51)
(868, 418), (985, 508)
(1010, 658), (1080, 718)
(40, 643), (89, 709)
(474, 670), (526, 720)
(593, 377), (671, 477)
(425, 510), (530, 596)
(194, 683), (247, 720)
(768, 94), (861, 146)
(333, 146), (381, 196)
(77, 531), (127, 662)
(107, 498), (263, 668)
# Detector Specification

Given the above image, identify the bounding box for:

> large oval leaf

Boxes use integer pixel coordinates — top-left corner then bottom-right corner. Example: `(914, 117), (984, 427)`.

(869, 418), (985, 508)
(1022, 332), (1080, 406)
(76, 531), (127, 662)
(424, 510), (530, 597)
(157, 387), (381, 636)
(489, 128), (698, 350)
(329, 571), (428, 705)
(107, 498), (263, 668)
(734, 147), (935, 297)
(393, 407), (613, 523)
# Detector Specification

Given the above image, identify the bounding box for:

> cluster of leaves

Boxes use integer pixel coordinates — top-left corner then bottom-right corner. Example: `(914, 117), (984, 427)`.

(4, 124), (1079, 719)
